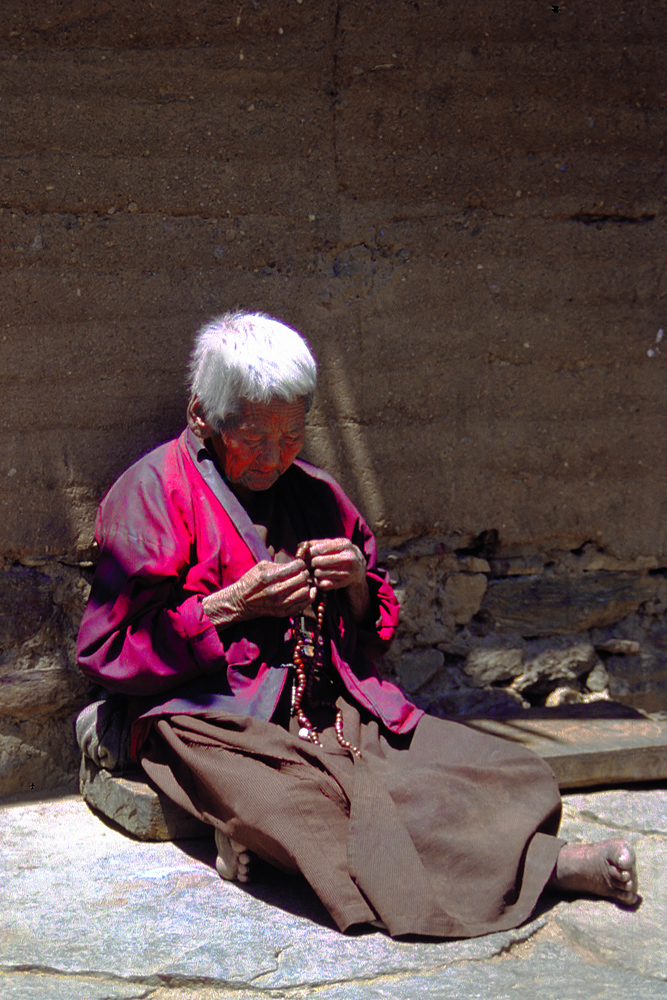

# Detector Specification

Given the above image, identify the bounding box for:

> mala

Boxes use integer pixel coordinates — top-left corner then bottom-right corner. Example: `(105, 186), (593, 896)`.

(290, 594), (362, 759)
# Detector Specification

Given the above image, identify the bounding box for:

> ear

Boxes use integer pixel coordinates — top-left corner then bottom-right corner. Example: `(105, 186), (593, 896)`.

(187, 395), (215, 439)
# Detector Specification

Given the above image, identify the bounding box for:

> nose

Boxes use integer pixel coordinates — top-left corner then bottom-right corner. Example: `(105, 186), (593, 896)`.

(257, 439), (281, 470)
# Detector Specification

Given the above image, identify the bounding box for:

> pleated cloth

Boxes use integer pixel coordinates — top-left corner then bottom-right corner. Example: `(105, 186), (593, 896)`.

(140, 699), (564, 938)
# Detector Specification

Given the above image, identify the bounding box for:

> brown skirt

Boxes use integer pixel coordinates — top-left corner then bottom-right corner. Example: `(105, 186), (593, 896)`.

(140, 698), (563, 938)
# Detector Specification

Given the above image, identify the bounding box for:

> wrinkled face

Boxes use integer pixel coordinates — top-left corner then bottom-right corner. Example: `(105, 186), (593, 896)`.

(210, 397), (307, 494)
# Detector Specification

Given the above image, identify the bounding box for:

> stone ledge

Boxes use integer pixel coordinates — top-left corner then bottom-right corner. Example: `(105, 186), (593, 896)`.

(79, 755), (209, 841)
(462, 715), (667, 789)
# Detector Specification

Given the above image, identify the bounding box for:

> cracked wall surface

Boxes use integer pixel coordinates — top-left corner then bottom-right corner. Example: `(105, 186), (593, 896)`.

(0, 0), (665, 795)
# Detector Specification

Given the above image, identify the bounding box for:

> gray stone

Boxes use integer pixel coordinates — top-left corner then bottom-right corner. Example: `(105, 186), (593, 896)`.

(0, 716), (80, 797)
(562, 788), (667, 836)
(585, 661), (609, 691)
(2, 791), (667, 998)
(0, 973), (146, 1000)
(413, 620), (454, 646)
(545, 686), (585, 707)
(481, 573), (658, 635)
(291, 940), (667, 1000)
(464, 646), (524, 686)
(511, 640), (600, 694)
(439, 572), (487, 626)
(595, 639), (641, 655)
(79, 756), (209, 841)
(0, 565), (53, 650)
(605, 642), (667, 715)
(395, 648), (444, 693)
(0, 795), (549, 986)
(0, 649), (88, 719)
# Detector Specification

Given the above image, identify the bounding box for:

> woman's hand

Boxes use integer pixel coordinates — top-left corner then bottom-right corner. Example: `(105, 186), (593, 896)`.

(202, 558), (316, 627)
(297, 538), (370, 622)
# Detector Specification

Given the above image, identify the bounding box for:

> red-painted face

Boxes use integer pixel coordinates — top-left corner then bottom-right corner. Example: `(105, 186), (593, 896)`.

(209, 397), (307, 495)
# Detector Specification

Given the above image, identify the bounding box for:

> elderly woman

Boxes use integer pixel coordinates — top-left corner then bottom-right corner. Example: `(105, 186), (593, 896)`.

(77, 311), (637, 937)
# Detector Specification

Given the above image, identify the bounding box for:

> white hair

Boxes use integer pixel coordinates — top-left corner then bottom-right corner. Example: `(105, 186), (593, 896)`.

(188, 311), (317, 429)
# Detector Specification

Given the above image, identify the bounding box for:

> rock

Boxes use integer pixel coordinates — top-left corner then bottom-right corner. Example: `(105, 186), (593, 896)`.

(563, 788), (667, 835)
(511, 640), (599, 695)
(79, 756), (209, 841)
(413, 621), (454, 646)
(395, 648), (444, 693)
(391, 558), (439, 632)
(579, 547), (659, 572)
(545, 686), (584, 707)
(439, 573), (487, 626)
(464, 647), (524, 687)
(585, 661), (609, 692)
(0, 565), (53, 648)
(480, 573), (658, 635)
(469, 716), (667, 789)
(0, 648), (89, 719)
(605, 641), (667, 714)
(596, 639), (642, 655)
(488, 554), (547, 576)
(0, 716), (80, 798)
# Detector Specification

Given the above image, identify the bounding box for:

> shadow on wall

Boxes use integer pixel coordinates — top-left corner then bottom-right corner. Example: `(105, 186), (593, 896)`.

(303, 341), (388, 530)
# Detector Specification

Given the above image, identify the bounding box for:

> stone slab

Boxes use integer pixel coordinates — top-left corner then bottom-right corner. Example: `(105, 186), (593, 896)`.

(0, 796), (549, 988)
(463, 716), (667, 788)
(79, 756), (209, 841)
(3, 938), (667, 1000)
(0, 971), (147, 1000)
(2, 791), (666, 998)
(562, 788), (667, 836)
(295, 940), (667, 1000)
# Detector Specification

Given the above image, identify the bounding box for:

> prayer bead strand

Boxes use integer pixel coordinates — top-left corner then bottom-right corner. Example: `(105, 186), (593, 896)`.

(290, 595), (362, 759)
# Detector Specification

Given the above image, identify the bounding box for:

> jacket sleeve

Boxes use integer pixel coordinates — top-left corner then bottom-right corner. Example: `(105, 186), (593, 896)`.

(76, 466), (234, 697)
(355, 567), (400, 656)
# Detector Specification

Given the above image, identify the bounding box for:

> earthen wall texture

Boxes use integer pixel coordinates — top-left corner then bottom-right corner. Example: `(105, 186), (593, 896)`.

(1, 0), (665, 795)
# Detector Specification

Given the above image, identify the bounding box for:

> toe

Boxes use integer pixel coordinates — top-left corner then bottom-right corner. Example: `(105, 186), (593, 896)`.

(215, 855), (237, 881)
(612, 842), (636, 869)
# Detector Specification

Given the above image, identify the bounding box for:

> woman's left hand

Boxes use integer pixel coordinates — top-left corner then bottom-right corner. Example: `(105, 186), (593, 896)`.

(297, 538), (370, 621)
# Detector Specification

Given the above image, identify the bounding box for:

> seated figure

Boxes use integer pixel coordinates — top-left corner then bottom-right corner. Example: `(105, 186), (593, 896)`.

(77, 311), (638, 937)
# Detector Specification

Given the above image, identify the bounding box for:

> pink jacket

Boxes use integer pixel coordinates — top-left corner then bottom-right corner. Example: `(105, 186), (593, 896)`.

(77, 430), (422, 756)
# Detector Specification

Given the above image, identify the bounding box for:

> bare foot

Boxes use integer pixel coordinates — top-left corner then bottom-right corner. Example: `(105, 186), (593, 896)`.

(214, 828), (251, 883)
(549, 839), (638, 905)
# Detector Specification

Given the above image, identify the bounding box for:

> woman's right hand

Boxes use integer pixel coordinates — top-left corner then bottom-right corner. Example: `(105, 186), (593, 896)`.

(202, 559), (316, 627)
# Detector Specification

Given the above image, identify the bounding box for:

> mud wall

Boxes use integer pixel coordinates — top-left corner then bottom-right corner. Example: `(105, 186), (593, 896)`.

(1, 0), (665, 795)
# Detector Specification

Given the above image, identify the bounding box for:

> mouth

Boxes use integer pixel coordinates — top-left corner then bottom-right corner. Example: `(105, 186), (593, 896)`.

(246, 469), (280, 486)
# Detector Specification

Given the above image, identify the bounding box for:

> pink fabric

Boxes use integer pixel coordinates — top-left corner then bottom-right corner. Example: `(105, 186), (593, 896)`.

(77, 431), (422, 757)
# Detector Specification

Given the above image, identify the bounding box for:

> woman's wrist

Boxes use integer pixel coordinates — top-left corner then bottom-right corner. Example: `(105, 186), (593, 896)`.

(202, 585), (244, 628)
(346, 577), (371, 622)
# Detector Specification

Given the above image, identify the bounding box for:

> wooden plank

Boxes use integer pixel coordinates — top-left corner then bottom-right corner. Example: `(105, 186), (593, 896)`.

(460, 717), (667, 789)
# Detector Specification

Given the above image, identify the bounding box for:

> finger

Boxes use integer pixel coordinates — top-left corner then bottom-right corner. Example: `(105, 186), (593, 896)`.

(284, 588), (316, 614)
(307, 538), (349, 556)
(261, 558), (308, 582)
(266, 571), (312, 601)
(295, 541), (311, 561)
